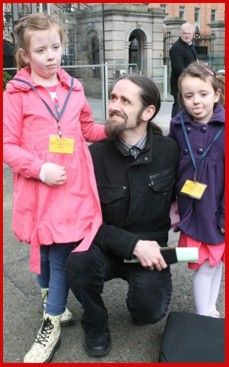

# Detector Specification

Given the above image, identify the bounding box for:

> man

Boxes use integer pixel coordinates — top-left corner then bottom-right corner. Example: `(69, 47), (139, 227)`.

(169, 22), (197, 117)
(67, 75), (179, 357)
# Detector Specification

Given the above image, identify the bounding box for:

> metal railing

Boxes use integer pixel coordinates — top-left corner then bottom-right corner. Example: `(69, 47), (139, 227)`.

(62, 63), (108, 120)
(4, 63), (109, 121)
(4, 62), (170, 121)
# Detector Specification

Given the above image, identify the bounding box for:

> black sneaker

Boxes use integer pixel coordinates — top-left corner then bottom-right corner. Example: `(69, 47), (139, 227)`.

(84, 330), (111, 357)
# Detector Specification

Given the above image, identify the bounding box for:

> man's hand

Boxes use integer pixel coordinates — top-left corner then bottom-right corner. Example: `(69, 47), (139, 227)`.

(133, 240), (167, 271)
(40, 162), (67, 186)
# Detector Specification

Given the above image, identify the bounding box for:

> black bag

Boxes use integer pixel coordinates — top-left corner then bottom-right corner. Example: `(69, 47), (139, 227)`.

(159, 311), (224, 362)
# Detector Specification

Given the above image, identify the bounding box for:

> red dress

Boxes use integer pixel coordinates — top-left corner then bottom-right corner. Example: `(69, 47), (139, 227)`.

(178, 232), (225, 270)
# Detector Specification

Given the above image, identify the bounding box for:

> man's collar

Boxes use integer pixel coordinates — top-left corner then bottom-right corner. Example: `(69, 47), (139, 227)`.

(115, 133), (147, 157)
(119, 133), (147, 151)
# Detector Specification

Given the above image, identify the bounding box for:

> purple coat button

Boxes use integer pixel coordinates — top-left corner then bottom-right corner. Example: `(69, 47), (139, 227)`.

(197, 147), (204, 154)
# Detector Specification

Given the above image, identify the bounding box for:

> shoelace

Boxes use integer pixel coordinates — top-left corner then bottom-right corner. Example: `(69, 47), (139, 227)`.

(35, 318), (54, 347)
(41, 291), (48, 320)
(42, 290), (49, 304)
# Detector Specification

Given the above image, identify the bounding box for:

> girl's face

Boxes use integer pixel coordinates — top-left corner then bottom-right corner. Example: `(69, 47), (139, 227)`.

(22, 26), (62, 85)
(181, 75), (220, 124)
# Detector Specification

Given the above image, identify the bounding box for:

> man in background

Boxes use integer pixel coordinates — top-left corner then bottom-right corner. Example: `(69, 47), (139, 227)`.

(169, 22), (197, 117)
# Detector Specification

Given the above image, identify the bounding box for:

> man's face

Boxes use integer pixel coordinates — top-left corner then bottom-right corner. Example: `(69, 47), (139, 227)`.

(180, 27), (194, 44)
(106, 79), (145, 137)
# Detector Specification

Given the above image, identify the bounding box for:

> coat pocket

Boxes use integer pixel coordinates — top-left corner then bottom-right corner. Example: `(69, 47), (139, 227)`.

(149, 168), (175, 192)
(98, 185), (128, 225)
(99, 186), (127, 204)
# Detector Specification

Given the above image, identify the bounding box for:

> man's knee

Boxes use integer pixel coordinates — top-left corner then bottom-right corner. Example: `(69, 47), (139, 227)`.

(146, 299), (170, 323)
(127, 269), (172, 324)
(129, 298), (170, 325)
(67, 249), (96, 284)
(67, 246), (106, 292)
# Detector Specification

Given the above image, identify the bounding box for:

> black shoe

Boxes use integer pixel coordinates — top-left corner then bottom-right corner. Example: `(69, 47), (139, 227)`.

(84, 330), (111, 357)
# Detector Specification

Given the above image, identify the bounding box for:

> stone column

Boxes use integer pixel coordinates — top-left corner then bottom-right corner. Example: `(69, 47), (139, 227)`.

(148, 8), (167, 80)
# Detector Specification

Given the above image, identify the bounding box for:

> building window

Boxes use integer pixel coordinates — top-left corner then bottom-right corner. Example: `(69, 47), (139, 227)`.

(194, 7), (200, 25)
(179, 6), (185, 20)
(211, 9), (216, 22)
(87, 34), (100, 77)
(129, 31), (141, 71)
(160, 4), (167, 13)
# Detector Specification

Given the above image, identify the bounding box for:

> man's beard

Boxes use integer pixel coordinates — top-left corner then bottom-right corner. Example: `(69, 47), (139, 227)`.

(105, 110), (144, 139)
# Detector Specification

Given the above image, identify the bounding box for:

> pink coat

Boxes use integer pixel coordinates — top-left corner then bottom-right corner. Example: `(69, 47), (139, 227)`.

(4, 67), (106, 273)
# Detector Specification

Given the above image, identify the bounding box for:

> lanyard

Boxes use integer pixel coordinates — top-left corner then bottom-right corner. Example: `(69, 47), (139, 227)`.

(179, 112), (224, 180)
(14, 77), (74, 137)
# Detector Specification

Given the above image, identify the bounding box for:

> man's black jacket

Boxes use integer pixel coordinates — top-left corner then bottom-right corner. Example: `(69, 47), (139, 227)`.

(90, 125), (179, 260)
(169, 37), (197, 96)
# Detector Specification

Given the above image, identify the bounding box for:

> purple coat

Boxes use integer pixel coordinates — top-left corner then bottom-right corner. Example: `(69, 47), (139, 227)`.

(170, 104), (225, 244)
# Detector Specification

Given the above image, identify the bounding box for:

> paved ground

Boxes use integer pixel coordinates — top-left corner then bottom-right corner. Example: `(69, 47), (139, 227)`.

(3, 100), (225, 363)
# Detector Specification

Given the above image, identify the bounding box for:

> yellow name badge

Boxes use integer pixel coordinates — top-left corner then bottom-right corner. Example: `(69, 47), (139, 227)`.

(49, 135), (75, 154)
(180, 179), (207, 200)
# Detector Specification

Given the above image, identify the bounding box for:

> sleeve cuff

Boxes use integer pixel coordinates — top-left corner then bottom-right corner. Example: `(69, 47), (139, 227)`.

(39, 164), (46, 182)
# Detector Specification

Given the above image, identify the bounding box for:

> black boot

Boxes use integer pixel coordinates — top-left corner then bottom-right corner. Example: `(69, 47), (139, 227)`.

(84, 330), (111, 357)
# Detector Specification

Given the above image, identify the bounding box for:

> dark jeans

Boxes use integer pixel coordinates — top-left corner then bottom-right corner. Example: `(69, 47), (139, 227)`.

(67, 244), (172, 336)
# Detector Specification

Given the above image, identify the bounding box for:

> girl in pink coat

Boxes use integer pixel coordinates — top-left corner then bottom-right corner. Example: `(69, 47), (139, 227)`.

(3, 13), (106, 363)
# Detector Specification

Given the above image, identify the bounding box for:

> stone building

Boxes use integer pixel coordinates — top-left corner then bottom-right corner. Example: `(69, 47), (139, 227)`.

(3, 3), (225, 96)
(69, 3), (225, 93)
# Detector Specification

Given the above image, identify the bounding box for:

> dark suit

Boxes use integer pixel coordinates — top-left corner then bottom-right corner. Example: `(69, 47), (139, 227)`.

(169, 37), (197, 117)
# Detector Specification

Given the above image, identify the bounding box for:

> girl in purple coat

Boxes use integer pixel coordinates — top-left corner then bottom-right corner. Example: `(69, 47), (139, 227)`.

(170, 61), (225, 318)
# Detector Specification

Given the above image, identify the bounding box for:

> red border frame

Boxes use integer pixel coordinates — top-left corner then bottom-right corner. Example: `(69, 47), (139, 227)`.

(1, 2), (227, 366)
